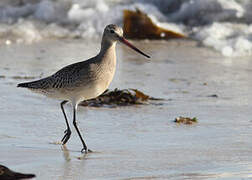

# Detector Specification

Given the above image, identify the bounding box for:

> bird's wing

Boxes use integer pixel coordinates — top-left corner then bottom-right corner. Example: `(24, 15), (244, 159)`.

(18, 58), (96, 89)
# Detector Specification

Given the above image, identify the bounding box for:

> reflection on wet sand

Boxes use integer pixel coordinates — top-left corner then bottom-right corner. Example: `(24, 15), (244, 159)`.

(61, 145), (71, 162)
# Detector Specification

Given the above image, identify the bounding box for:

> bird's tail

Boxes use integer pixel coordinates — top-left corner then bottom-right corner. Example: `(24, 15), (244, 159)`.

(17, 77), (49, 89)
(17, 80), (41, 89)
(17, 82), (30, 88)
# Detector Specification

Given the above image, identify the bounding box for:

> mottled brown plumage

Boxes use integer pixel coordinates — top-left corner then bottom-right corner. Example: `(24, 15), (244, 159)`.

(17, 24), (150, 153)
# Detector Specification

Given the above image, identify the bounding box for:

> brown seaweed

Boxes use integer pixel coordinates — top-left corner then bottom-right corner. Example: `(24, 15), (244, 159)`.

(123, 9), (186, 40)
(79, 88), (163, 107)
(174, 116), (198, 125)
(0, 164), (35, 180)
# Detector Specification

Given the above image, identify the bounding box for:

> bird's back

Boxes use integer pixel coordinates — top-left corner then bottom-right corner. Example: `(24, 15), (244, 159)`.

(18, 58), (96, 90)
(17, 54), (116, 102)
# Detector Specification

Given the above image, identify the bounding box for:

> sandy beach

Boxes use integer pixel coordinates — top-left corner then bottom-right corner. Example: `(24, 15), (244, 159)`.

(0, 39), (252, 179)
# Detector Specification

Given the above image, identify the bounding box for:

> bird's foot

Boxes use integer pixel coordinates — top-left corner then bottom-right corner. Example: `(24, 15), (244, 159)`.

(61, 129), (71, 145)
(81, 148), (93, 154)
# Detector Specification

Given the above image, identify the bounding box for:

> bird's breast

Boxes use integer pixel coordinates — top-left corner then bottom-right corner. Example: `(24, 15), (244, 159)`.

(74, 62), (116, 102)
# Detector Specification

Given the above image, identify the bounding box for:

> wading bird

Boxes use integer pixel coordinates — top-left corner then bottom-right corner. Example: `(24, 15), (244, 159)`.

(17, 24), (150, 153)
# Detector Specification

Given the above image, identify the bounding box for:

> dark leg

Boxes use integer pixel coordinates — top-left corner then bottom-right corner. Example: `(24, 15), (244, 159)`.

(61, 100), (71, 145)
(72, 104), (90, 153)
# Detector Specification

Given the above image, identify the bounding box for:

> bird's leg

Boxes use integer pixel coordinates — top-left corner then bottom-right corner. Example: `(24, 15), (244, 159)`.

(60, 100), (71, 145)
(72, 104), (92, 153)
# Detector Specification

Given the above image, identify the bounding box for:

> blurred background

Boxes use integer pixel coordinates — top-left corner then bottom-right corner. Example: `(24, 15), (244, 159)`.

(0, 0), (252, 57)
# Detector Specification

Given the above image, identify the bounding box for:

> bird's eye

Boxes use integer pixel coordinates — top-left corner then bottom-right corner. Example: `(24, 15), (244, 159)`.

(110, 29), (115, 34)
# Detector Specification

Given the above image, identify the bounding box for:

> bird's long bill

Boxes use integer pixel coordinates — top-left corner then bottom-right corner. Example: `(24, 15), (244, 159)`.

(119, 37), (150, 58)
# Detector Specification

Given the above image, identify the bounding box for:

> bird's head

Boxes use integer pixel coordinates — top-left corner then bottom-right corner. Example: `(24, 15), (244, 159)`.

(103, 24), (150, 58)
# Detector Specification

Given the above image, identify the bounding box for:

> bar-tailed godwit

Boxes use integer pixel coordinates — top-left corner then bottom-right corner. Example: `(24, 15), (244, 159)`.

(17, 24), (150, 153)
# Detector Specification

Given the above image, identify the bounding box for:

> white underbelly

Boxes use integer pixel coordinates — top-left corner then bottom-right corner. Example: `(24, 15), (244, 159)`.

(68, 71), (115, 103)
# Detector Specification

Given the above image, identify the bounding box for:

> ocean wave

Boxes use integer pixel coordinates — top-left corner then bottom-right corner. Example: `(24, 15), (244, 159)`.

(0, 0), (251, 57)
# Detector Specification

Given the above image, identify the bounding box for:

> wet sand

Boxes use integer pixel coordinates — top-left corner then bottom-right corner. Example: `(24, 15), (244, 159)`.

(0, 39), (252, 179)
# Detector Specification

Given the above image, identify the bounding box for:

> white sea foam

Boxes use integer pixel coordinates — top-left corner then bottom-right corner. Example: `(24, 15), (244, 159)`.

(0, 0), (251, 57)
(194, 22), (252, 56)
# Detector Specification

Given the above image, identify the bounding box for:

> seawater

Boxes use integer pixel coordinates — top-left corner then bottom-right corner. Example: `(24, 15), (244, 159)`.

(0, 0), (251, 57)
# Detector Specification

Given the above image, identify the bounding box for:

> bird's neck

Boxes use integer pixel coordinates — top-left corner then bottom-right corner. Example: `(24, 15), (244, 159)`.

(98, 37), (116, 63)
